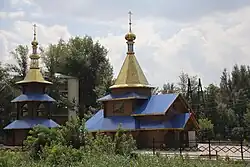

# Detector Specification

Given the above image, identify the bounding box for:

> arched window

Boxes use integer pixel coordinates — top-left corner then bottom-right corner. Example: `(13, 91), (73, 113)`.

(37, 103), (46, 117)
(21, 104), (28, 117)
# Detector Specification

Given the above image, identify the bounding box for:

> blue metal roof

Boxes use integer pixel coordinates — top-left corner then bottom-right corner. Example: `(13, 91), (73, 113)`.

(98, 92), (148, 101)
(86, 110), (138, 131)
(11, 94), (56, 102)
(85, 109), (191, 132)
(132, 94), (178, 115)
(3, 119), (60, 130)
(139, 113), (191, 129)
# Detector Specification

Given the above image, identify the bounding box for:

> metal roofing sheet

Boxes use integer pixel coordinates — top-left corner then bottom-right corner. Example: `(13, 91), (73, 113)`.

(139, 113), (190, 129)
(133, 94), (178, 115)
(4, 119), (60, 130)
(98, 92), (148, 101)
(86, 110), (138, 131)
(86, 109), (191, 132)
(11, 94), (56, 102)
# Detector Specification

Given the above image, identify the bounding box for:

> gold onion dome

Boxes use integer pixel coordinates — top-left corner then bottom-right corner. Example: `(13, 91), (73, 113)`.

(31, 39), (38, 46)
(125, 32), (136, 41)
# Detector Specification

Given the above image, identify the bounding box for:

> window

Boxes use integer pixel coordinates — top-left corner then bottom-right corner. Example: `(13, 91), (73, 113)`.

(21, 104), (28, 117)
(113, 101), (124, 113)
(37, 103), (46, 117)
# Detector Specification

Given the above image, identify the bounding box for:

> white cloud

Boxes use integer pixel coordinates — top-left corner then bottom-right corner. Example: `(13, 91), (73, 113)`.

(95, 6), (250, 87)
(0, 21), (71, 63)
(2, 1), (250, 88)
(9, 0), (33, 6)
(0, 12), (7, 19)
(0, 11), (25, 19)
(8, 11), (25, 19)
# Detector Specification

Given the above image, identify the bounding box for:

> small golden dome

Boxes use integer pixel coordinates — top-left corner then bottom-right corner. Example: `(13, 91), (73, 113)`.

(31, 40), (38, 46)
(125, 32), (136, 41)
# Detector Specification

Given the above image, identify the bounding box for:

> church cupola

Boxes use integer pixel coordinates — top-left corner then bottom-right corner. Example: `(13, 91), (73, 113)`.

(110, 11), (154, 91)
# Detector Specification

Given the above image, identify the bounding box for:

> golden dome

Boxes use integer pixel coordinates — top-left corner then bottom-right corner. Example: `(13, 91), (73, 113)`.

(31, 40), (38, 46)
(125, 32), (136, 41)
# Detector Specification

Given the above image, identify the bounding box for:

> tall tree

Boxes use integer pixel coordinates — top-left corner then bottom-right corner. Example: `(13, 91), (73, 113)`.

(6, 45), (29, 79)
(177, 71), (198, 96)
(0, 63), (16, 139)
(161, 83), (178, 94)
(41, 36), (113, 118)
(40, 40), (71, 115)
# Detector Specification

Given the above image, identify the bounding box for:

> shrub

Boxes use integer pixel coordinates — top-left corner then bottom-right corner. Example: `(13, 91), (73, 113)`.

(198, 118), (214, 140)
(113, 127), (137, 155)
(42, 144), (83, 166)
(86, 132), (115, 154)
(24, 117), (137, 159)
(231, 127), (244, 141)
(58, 116), (85, 149)
(24, 125), (60, 159)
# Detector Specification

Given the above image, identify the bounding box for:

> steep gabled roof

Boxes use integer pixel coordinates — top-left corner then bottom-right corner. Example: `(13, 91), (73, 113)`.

(132, 93), (179, 116)
(110, 54), (153, 89)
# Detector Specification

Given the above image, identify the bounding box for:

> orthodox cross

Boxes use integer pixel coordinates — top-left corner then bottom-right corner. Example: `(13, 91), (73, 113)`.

(128, 11), (132, 32)
(33, 24), (37, 40)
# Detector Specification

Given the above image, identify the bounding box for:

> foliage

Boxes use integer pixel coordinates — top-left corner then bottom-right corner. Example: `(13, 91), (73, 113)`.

(23, 117), (136, 161)
(0, 149), (246, 167)
(197, 118), (214, 140)
(231, 127), (244, 141)
(162, 83), (178, 94)
(40, 37), (113, 117)
(159, 64), (250, 140)
(5, 45), (29, 78)
(41, 144), (83, 166)
(58, 117), (85, 149)
(0, 63), (17, 140)
(24, 126), (60, 159)
(113, 127), (137, 155)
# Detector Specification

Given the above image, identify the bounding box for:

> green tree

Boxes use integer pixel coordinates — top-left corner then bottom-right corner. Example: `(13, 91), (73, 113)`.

(177, 71), (198, 96)
(51, 36), (113, 118)
(197, 118), (214, 140)
(40, 41), (71, 116)
(161, 83), (178, 94)
(6, 45), (29, 79)
(0, 63), (17, 140)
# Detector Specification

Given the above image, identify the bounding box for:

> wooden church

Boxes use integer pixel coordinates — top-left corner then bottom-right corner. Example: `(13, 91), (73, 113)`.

(86, 12), (199, 148)
(3, 25), (60, 146)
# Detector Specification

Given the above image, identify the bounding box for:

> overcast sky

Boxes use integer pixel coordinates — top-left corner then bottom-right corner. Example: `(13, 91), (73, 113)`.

(1, 0), (250, 87)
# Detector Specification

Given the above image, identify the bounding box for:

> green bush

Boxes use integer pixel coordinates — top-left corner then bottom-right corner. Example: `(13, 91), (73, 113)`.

(113, 127), (136, 155)
(24, 117), (137, 159)
(24, 125), (60, 159)
(197, 118), (214, 140)
(0, 149), (246, 167)
(9, 117), (244, 167)
(231, 127), (244, 141)
(42, 144), (83, 166)
(58, 117), (85, 149)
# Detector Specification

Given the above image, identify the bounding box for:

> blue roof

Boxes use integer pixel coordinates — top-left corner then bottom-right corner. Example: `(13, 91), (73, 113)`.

(3, 119), (60, 130)
(86, 110), (138, 131)
(85, 109), (192, 132)
(11, 94), (56, 102)
(98, 92), (148, 101)
(139, 113), (190, 129)
(132, 94), (178, 115)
